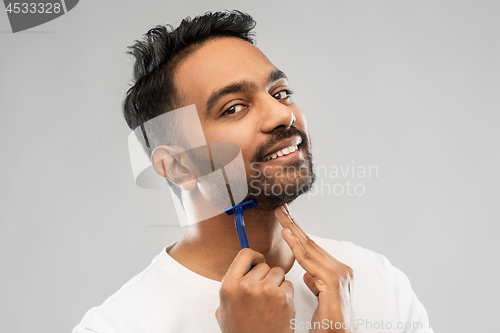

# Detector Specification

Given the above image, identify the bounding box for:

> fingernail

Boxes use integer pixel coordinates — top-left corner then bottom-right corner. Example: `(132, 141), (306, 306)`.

(285, 228), (293, 234)
(280, 205), (287, 214)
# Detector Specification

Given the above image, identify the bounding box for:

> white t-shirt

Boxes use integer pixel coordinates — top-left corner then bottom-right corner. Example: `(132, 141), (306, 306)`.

(73, 235), (433, 333)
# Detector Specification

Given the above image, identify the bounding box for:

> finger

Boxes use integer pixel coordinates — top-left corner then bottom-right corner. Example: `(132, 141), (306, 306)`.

(224, 248), (265, 281)
(275, 204), (340, 268)
(281, 227), (327, 279)
(262, 266), (286, 286)
(279, 279), (295, 302)
(244, 262), (271, 281)
(303, 272), (319, 297)
(275, 204), (319, 251)
(279, 203), (310, 240)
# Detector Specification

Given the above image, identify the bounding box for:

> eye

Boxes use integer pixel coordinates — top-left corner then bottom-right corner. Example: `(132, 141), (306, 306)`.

(221, 104), (248, 116)
(273, 89), (294, 101)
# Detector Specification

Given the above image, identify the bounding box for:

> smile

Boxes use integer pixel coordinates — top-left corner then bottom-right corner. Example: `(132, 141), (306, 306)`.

(261, 144), (299, 162)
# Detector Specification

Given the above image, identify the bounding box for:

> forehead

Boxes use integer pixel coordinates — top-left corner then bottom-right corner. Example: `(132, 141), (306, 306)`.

(174, 37), (277, 105)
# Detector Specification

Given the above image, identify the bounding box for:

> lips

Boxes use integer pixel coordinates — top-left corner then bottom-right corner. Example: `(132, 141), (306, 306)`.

(261, 136), (302, 162)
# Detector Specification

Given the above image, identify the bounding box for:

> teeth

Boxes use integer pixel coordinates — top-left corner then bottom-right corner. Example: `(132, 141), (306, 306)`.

(262, 145), (299, 162)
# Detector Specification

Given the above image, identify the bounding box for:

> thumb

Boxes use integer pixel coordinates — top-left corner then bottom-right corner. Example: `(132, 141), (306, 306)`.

(303, 272), (319, 297)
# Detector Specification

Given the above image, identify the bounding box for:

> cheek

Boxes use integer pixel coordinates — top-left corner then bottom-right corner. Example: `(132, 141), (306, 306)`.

(199, 123), (229, 143)
(202, 125), (255, 158)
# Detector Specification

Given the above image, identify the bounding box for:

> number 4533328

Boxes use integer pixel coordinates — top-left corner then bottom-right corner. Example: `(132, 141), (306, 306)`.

(5, 2), (62, 14)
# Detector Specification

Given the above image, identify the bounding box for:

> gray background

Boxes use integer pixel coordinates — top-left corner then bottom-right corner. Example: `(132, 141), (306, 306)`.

(1, 1), (499, 332)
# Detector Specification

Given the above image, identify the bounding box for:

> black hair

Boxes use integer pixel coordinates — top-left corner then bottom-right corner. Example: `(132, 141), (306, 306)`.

(123, 10), (256, 143)
(122, 10), (256, 202)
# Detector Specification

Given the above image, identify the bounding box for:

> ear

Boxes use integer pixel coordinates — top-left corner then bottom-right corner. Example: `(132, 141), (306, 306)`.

(151, 145), (197, 191)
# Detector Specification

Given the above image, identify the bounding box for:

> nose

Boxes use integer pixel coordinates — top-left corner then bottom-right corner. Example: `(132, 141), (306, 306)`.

(258, 96), (296, 133)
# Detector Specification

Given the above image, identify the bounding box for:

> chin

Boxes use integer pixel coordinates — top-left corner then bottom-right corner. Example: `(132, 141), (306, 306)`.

(245, 148), (316, 211)
(246, 172), (316, 211)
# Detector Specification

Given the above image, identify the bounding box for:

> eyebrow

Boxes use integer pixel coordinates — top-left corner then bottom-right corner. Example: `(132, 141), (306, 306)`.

(205, 69), (288, 116)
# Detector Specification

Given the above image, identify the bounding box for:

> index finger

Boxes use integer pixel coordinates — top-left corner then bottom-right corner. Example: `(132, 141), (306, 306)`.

(274, 203), (314, 247)
(274, 203), (339, 266)
(223, 248), (265, 281)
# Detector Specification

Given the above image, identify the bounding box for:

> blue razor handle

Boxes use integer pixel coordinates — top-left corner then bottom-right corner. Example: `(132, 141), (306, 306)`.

(224, 199), (257, 250)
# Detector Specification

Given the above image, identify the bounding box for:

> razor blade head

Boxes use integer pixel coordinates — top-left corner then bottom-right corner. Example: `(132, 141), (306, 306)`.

(224, 199), (257, 216)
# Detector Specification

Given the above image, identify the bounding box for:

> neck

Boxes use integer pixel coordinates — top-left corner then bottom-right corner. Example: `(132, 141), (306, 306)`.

(167, 207), (294, 282)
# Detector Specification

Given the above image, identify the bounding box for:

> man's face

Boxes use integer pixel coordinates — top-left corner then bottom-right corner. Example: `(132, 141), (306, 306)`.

(174, 37), (315, 210)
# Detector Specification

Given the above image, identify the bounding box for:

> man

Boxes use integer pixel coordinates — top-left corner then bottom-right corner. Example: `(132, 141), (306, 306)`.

(74, 11), (433, 333)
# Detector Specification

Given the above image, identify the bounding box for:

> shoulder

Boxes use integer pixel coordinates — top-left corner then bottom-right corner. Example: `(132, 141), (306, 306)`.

(73, 249), (175, 333)
(309, 235), (433, 330)
(309, 234), (394, 272)
(308, 234), (413, 295)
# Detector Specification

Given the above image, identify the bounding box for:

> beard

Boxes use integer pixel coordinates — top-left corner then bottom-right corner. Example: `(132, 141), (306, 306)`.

(244, 126), (316, 211)
(184, 126), (316, 213)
